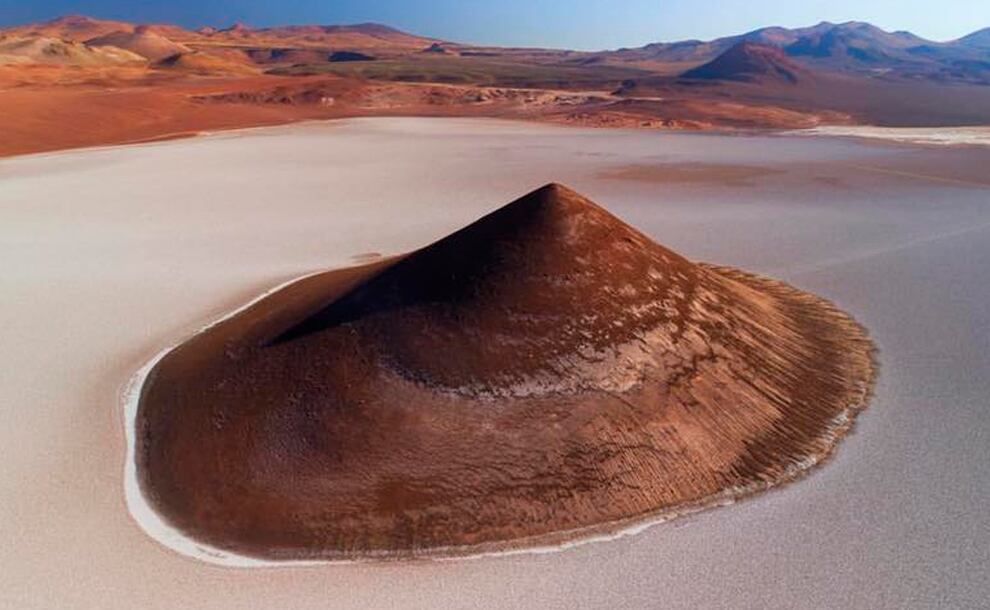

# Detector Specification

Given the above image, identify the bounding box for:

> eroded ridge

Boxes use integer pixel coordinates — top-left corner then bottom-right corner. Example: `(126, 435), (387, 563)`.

(134, 183), (875, 561)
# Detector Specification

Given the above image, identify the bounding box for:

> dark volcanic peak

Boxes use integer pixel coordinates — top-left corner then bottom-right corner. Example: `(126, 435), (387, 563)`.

(268, 182), (698, 391)
(682, 41), (806, 83)
(135, 183), (875, 561)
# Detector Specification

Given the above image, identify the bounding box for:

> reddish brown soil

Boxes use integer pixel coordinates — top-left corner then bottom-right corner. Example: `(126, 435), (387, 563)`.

(0, 65), (845, 158)
(0, 71), (358, 157)
(136, 184), (875, 560)
(3, 14), (989, 158)
(85, 27), (191, 61)
(615, 70), (990, 127)
(3, 15), (439, 49)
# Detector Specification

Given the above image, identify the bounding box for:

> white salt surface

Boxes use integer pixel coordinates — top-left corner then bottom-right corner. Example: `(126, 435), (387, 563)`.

(1, 118), (989, 608)
(795, 125), (990, 147)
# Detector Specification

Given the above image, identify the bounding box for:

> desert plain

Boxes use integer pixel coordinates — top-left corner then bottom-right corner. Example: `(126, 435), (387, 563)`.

(1, 117), (989, 607)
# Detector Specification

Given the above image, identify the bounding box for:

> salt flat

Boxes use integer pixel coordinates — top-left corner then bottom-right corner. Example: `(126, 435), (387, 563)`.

(1, 118), (988, 609)
(796, 125), (990, 147)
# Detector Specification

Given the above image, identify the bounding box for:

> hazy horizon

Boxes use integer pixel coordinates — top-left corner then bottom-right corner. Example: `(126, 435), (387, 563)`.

(1, 0), (988, 50)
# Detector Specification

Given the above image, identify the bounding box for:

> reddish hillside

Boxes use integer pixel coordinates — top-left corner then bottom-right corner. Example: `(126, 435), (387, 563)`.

(203, 21), (438, 49)
(682, 41), (806, 83)
(2, 14), (133, 40)
(3, 14), (199, 42)
(0, 35), (146, 66)
(154, 50), (259, 75)
(1, 14), (988, 147)
(86, 26), (191, 61)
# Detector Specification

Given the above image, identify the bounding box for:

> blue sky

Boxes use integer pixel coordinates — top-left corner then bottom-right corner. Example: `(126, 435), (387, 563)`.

(2, 0), (988, 49)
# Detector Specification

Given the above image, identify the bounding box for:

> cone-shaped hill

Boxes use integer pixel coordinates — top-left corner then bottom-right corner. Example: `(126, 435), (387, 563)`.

(682, 41), (808, 84)
(134, 183), (875, 561)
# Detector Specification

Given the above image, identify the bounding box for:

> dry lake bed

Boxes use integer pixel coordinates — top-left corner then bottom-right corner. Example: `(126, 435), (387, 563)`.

(1, 118), (989, 608)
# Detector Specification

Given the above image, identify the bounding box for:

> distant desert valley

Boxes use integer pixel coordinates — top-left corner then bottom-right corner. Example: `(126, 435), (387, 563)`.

(2, 14), (990, 156)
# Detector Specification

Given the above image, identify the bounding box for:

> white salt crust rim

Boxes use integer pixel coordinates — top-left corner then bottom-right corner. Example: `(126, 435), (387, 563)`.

(120, 270), (869, 568)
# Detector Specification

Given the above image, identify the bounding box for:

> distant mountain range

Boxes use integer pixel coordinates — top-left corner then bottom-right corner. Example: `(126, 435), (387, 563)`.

(0, 14), (438, 50)
(0, 14), (439, 72)
(600, 21), (990, 83)
(2, 14), (987, 84)
(2, 14), (989, 130)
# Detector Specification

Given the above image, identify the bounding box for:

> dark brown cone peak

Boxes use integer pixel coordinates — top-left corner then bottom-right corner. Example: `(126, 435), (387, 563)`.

(487, 182), (639, 231)
(683, 41), (806, 84)
(269, 183), (700, 397)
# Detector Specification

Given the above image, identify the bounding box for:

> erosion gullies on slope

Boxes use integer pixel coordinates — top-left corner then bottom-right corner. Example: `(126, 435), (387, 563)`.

(134, 183), (876, 561)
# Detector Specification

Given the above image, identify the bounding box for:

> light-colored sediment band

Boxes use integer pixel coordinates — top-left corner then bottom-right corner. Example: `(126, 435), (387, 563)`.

(791, 125), (990, 148)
